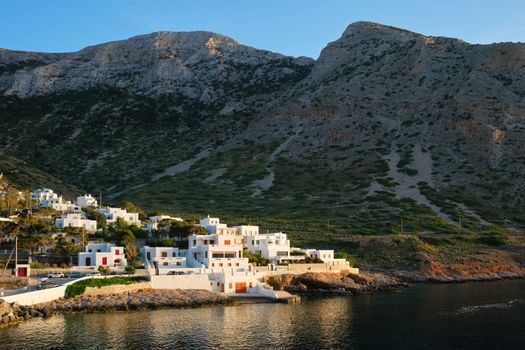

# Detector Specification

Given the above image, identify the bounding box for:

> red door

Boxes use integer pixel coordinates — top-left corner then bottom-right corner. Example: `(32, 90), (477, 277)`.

(102, 257), (108, 265)
(86, 257), (91, 266)
(17, 267), (27, 277)
(235, 282), (246, 293)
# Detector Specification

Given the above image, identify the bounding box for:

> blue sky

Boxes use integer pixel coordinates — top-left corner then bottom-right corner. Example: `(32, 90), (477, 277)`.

(1, 0), (523, 58)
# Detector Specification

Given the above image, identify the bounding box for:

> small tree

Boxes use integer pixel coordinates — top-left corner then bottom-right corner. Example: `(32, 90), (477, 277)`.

(98, 265), (111, 277)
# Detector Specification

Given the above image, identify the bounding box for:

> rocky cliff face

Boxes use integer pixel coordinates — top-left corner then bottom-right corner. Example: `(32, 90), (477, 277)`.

(0, 22), (524, 235)
(1, 31), (313, 101)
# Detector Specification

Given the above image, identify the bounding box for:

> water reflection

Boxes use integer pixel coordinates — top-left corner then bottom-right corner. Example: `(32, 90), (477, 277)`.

(1, 280), (524, 350)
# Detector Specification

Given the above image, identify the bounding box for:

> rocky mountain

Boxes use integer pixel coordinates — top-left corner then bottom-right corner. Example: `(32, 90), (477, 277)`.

(0, 22), (524, 237)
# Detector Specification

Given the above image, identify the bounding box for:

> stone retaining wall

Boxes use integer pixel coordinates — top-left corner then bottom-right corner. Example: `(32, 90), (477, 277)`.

(83, 281), (152, 296)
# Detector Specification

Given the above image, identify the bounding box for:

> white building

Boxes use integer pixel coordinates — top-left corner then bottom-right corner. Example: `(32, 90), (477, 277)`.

(31, 188), (81, 213)
(146, 215), (183, 232)
(245, 232), (290, 261)
(31, 188), (59, 204)
(304, 249), (335, 262)
(55, 213), (97, 233)
(187, 232), (250, 270)
(78, 243), (127, 268)
(142, 246), (187, 271)
(76, 194), (98, 208)
(97, 207), (141, 225)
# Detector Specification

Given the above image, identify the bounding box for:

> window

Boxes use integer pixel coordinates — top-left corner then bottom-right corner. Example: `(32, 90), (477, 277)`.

(211, 263), (215, 267)
(256, 240), (259, 245)
(251, 240), (254, 245)
(236, 263), (239, 267)
(163, 262), (168, 266)
(217, 282), (220, 286)
(229, 283), (232, 289)
(228, 263), (231, 267)
(224, 240), (231, 245)
(161, 252), (167, 258)
(172, 252), (177, 257)
(193, 240), (196, 246)
(176, 262), (181, 266)
(204, 239), (208, 245)
(277, 251), (289, 257)
(97, 249), (101, 252)
(205, 252), (208, 259)
(249, 282), (253, 288)
(210, 240), (215, 245)
(219, 263), (223, 267)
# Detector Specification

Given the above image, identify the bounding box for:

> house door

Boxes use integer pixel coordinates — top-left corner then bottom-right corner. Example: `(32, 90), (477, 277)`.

(235, 282), (246, 293)
(17, 267), (27, 277)
(85, 257), (91, 266)
(147, 252), (151, 260)
(102, 257), (108, 265)
(221, 283), (224, 292)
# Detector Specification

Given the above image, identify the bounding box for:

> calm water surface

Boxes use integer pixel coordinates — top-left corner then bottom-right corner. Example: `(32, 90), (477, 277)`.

(1, 280), (524, 350)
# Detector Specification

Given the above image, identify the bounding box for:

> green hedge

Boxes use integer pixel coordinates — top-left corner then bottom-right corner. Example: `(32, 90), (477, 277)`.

(65, 276), (146, 299)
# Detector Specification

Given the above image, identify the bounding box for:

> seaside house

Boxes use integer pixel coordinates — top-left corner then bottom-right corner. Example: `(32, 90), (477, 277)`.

(76, 194), (98, 208)
(78, 243), (127, 268)
(97, 207), (141, 225)
(245, 232), (291, 261)
(55, 213), (97, 233)
(187, 232), (250, 270)
(142, 246), (187, 271)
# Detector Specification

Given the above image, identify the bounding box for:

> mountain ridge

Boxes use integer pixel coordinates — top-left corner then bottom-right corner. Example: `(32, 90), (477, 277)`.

(0, 21), (524, 235)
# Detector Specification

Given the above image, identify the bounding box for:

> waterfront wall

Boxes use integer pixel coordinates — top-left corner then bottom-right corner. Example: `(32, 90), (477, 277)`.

(2, 285), (67, 306)
(150, 275), (212, 291)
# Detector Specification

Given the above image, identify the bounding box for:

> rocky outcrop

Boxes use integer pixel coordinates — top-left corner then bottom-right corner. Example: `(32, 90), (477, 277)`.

(265, 272), (406, 295)
(36, 289), (232, 313)
(0, 300), (51, 328)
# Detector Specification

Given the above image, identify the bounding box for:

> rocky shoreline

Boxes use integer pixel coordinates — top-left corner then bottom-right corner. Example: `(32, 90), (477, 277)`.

(265, 271), (408, 295)
(35, 289), (233, 313)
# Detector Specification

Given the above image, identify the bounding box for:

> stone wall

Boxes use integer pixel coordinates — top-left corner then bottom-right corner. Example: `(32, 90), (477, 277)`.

(83, 281), (152, 297)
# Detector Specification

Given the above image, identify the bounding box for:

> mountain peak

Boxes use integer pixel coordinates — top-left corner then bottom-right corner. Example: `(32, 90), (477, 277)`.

(342, 21), (422, 38)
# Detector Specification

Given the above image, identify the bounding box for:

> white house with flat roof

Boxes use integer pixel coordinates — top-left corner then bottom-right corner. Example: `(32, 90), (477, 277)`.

(32, 188), (81, 213)
(31, 188), (59, 204)
(188, 232), (250, 271)
(305, 249), (335, 262)
(78, 243), (127, 268)
(76, 194), (98, 208)
(55, 213), (97, 233)
(97, 207), (141, 225)
(245, 232), (290, 261)
(142, 246), (187, 271)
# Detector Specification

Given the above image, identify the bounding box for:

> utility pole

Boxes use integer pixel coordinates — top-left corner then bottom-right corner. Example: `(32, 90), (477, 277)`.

(15, 234), (18, 276)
